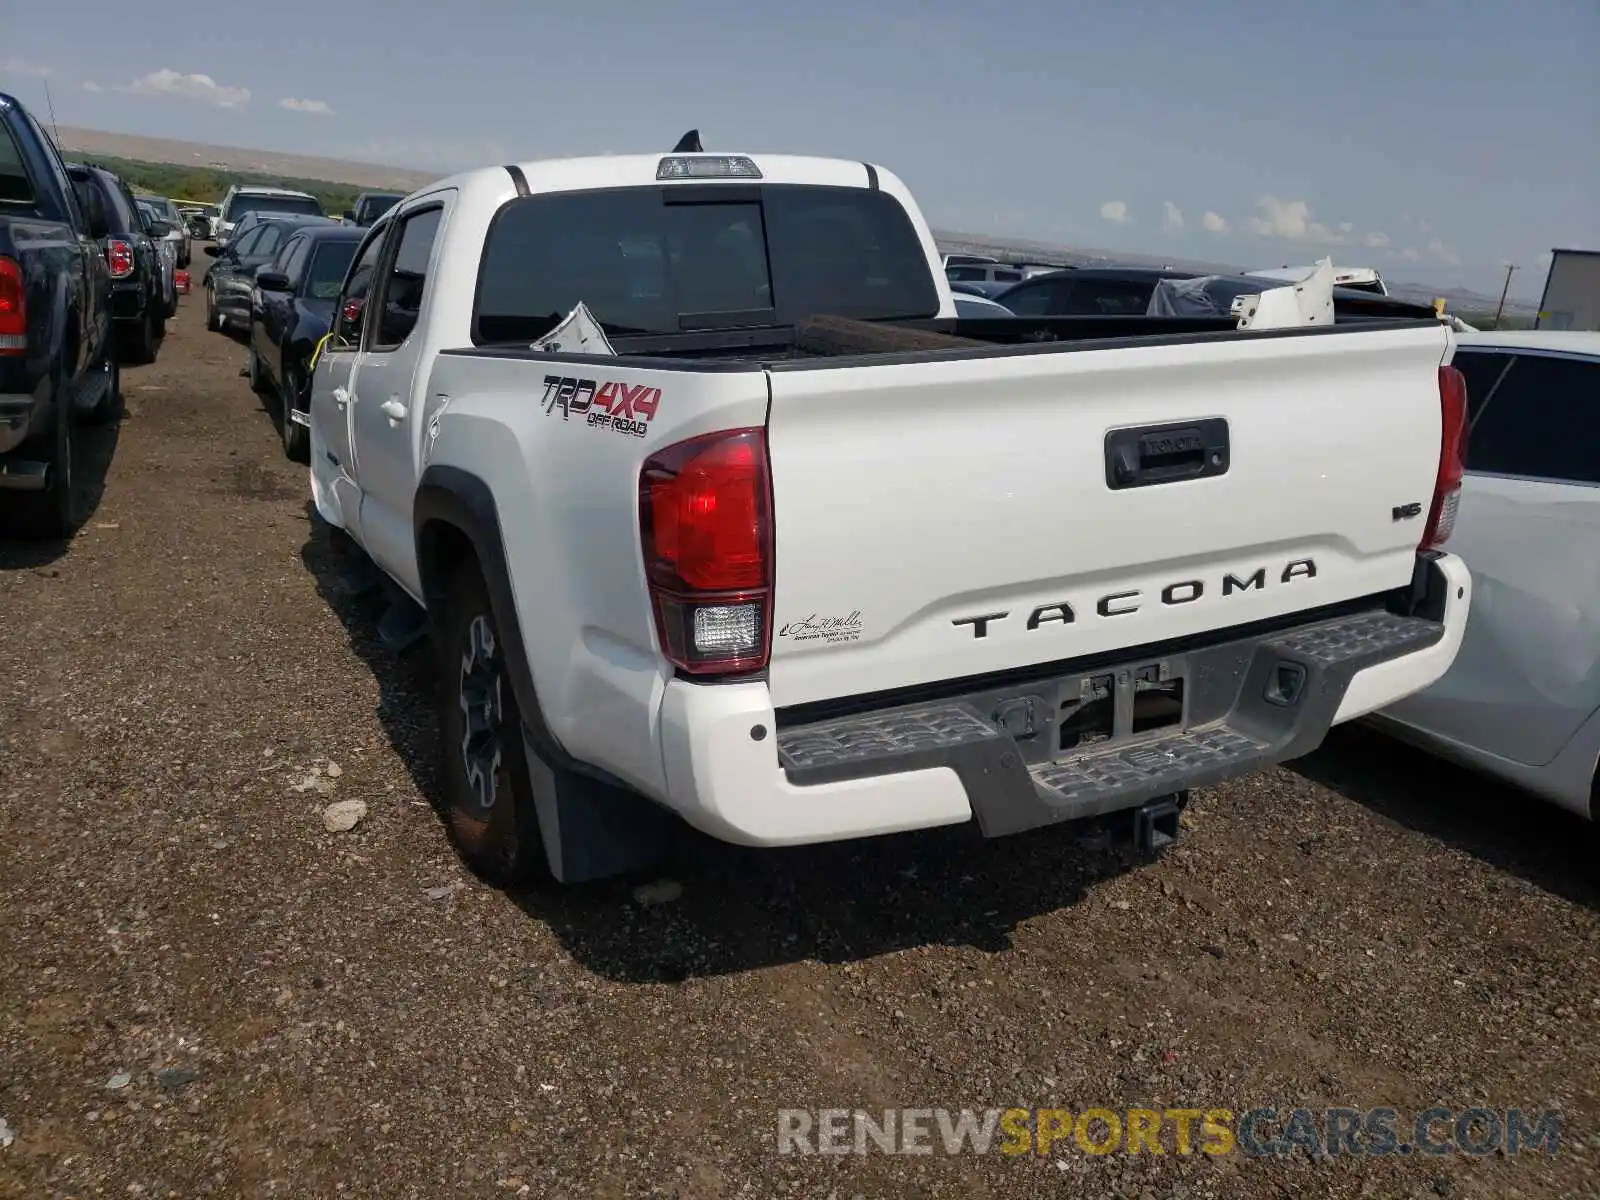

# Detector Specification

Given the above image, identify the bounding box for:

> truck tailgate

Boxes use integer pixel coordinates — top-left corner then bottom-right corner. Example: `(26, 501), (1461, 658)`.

(764, 323), (1452, 708)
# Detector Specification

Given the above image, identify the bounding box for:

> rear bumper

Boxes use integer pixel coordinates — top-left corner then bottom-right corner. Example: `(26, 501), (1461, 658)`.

(0, 374), (50, 457)
(657, 553), (1471, 847)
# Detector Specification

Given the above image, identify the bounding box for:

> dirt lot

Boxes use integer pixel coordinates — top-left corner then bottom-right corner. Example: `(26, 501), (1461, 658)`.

(2, 313), (1598, 1200)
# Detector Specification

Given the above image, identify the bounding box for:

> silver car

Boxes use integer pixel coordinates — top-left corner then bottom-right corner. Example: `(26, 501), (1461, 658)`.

(137, 200), (179, 319)
(136, 194), (191, 268)
(1372, 330), (1600, 820)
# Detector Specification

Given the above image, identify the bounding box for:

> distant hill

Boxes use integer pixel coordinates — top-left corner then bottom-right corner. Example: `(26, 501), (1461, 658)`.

(53, 126), (440, 193)
(49, 125), (1539, 318)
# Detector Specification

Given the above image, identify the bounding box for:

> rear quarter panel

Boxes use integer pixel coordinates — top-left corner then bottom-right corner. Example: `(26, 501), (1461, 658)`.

(421, 352), (771, 798)
(0, 216), (81, 397)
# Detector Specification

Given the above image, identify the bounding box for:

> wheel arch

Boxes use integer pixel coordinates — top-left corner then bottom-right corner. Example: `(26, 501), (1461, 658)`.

(414, 464), (569, 771)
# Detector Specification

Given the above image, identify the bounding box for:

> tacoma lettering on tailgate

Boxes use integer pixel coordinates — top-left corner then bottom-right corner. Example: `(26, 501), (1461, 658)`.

(952, 559), (1318, 639)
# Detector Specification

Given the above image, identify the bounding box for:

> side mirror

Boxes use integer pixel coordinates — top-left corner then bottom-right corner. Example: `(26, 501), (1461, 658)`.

(148, 220), (174, 238)
(256, 269), (292, 292)
(204, 244), (220, 257)
(343, 210), (356, 222)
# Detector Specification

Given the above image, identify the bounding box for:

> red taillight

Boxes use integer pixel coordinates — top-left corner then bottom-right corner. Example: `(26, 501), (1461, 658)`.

(1423, 364), (1469, 549)
(0, 256), (25, 355)
(107, 239), (134, 279)
(639, 427), (773, 675)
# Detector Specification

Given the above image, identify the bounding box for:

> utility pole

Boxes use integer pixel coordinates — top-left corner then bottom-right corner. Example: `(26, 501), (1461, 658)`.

(1492, 262), (1516, 329)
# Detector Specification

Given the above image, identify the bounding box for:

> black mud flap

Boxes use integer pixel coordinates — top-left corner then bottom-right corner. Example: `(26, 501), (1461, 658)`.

(522, 729), (674, 883)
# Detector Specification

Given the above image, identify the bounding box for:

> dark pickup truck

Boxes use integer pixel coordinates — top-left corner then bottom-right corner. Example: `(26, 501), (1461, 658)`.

(0, 90), (120, 539)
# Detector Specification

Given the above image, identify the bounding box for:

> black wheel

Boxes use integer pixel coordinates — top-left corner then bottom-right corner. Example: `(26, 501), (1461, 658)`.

(121, 308), (157, 365)
(436, 565), (546, 886)
(8, 379), (80, 540)
(83, 348), (122, 426)
(246, 346), (264, 393)
(280, 364), (309, 463)
(205, 283), (221, 332)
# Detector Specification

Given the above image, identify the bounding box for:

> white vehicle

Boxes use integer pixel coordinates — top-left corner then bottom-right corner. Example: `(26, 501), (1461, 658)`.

(215, 184), (324, 245)
(307, 145), (1473, 885)
(1246, 264), (1390, 296)
(1373, 331), (1600, 819)
(951, 292), (1015, 317)
(946, 262), (1026, 285)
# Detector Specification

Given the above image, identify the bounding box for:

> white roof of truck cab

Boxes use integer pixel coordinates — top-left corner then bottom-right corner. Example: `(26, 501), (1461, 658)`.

(230, 184), (318, 199)
(1455, 329), (1600, 356)
(430, 153), (893, 198)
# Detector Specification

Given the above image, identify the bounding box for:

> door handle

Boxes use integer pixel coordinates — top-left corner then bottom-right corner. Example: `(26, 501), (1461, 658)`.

(1104, 419), (1230, 490)
(333, 387), (350, 410)
(381, 399), (408, 422)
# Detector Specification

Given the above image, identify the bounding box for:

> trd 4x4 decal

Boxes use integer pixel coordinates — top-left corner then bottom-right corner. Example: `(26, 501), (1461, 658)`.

(541, 375), (662, 438)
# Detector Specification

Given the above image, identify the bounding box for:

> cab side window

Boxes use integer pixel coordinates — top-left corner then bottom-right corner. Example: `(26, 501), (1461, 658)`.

(334, 225), (389, 348)
(1466, 353), (1600, 485)
(372, 207), (443, 350)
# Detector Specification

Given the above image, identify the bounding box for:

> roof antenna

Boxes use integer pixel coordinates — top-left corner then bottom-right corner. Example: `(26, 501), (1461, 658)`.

(42, 76), (63, 148)
(671, 129), (703, 153)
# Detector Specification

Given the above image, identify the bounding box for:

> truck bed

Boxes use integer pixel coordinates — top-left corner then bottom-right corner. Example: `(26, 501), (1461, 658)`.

(452, 312), (1442, 370)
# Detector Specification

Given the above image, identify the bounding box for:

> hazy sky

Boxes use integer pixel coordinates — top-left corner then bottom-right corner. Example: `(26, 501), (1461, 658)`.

(6, 0), (1596, 297)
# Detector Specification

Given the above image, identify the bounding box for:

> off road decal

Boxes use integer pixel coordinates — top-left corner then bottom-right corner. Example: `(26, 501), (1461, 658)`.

(541, 375), (662, 438)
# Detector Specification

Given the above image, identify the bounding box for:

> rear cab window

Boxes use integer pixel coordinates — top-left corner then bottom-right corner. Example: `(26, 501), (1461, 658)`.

(472, 184), (940, 343)
(308, 240), (359, 299)
(226, 193), (324, 222)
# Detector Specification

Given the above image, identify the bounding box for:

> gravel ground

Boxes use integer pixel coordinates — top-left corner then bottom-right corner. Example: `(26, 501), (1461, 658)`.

(2, 312), (1598, 1200)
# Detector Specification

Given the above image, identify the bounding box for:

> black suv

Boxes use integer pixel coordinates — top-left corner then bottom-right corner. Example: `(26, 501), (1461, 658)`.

(66, 163), (171, 363)
(343, 191), (403, 228)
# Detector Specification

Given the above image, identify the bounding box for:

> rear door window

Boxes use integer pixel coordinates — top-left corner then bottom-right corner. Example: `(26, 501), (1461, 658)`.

(95, 175), (139, 235)
(1059, 278), (1156, 315)
(1000, 279), (1073, 316)
(230, 227), (265, 260)
(250, 223), (287, 262)
(1466, 353), (1599, 485)
(277, 234), (311, 278)
(1452, 349), (1515, 426)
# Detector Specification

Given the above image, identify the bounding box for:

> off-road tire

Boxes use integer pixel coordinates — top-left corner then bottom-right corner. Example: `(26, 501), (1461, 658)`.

(8, 378), (80, 540)
(122, 307), (158, 365)
(436, 564), (547, 886)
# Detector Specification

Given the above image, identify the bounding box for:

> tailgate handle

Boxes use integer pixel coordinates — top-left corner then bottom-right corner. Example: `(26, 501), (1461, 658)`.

(1105, 418), (1230, 490)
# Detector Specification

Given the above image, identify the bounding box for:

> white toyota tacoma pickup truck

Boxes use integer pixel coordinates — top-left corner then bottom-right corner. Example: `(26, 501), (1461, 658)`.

(306, 142), (1473, 885)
